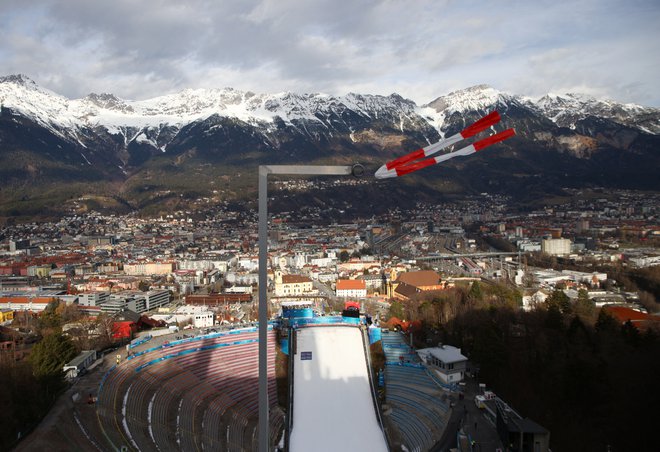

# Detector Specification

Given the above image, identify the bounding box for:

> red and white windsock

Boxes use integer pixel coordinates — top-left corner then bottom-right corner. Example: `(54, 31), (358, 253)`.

(374, 111), (516, 179)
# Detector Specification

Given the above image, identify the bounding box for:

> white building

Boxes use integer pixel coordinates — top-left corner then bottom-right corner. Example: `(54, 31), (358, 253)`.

(517, 240), (541, 252)
(541, 238), (572, 256)
(177, 259), (215, 271)
(521, 290), (549, 311)
(417, 345), (468, 384)
(335, 279), (367, 298)
(225, 272), (259, 286)
(237, 256), (259, 272)
(224, 286), (253, 294)
(310, 257), (335, 268)
(175, 306), (215, 328)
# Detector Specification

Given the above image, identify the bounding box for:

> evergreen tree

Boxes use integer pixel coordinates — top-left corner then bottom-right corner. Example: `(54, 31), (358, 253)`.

(574, 288), (595, 319)
(547, 288), (572, 315)
(38, 299), (63, 331)
(468, 281), (483, 300)
(595, 309), (618, 334)
(620, 320), (640, 347)
(29, 333), (77, 379)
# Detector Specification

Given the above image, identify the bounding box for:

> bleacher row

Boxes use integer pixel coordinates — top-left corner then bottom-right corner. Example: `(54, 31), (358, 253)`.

(96, 328), (284, 451)
(382, 330), (451, 451)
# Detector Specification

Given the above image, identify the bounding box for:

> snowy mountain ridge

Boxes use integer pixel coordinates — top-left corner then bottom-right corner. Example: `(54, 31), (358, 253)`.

(1, 75), (414, 132)
(2, 74), (658, 140)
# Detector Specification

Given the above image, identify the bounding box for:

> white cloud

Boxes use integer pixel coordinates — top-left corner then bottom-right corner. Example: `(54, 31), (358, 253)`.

(0, 0), (658, 106)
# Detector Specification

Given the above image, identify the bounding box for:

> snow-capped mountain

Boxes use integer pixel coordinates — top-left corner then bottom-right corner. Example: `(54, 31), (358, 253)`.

(532, 92), (660, 134)
(422, 84), (660, 135)
(1, 74), (431, 146)
(3, 74), (658, 145)
(1, 74), (659, 217)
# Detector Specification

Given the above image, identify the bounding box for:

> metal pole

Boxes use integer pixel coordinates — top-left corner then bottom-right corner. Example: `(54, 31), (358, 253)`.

(257, 164), (360, 452)
(258, 166), (269, 452)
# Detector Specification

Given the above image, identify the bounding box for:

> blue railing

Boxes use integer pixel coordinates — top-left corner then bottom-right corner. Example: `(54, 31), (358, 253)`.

(129, 334), (152, 349)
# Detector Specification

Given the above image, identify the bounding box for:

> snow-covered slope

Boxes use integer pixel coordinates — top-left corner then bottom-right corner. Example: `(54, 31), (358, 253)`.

(420, 85), (520, 134)
(532, 92), (660, 133)
(0, 75), (419, 136)
(421, 85), (660, 135)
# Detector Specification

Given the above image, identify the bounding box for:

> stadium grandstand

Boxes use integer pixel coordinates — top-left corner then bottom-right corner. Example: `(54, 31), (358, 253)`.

(94, 302), (455, 451)
(96, 327), (283, 450)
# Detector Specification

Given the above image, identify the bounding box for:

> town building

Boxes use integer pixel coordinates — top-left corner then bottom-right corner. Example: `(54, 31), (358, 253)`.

(274, 272), (313, 297)
(541, 238), (572, 256)
(0, 291), (65, 312)
(152, 306), (216, 328)
(78, 292), (110, 307)
(63, 350), (98, 380)
(391, 270), (445, 301)
(417, 344), (468, 384)
(123, 261), (174, 276)
(144, 290), (171, 311)
(336, 279), (367, 298)
(0, 308), (14, 323)
(101, 293), (147, 314)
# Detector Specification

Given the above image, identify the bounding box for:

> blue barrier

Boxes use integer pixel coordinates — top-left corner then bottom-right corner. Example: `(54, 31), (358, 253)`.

(98, 364), (117, 396)
(385, 362), (425, 369)
(287, 315), (361, 328)
(281, 307), (314, 319)
(368, 326), (382, 344)
(129, 334), (152, 349)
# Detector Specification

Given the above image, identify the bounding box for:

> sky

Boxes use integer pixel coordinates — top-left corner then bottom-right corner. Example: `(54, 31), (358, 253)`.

(1, 0), (659, 106)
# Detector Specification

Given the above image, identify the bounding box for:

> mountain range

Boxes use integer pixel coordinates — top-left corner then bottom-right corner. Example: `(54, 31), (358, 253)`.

(1, 74), (659, 219)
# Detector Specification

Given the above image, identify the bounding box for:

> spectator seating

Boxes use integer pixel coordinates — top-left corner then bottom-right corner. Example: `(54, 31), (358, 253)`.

(381, 330), (452, 451)
(96, 328), (281, 451)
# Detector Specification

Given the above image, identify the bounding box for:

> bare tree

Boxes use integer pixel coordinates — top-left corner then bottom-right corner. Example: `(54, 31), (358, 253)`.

(95, 313), (115, 349)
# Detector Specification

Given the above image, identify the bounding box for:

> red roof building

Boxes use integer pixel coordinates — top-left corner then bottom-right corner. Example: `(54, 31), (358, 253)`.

(603, 306), (660, 330)
(336, 279), (367, 298)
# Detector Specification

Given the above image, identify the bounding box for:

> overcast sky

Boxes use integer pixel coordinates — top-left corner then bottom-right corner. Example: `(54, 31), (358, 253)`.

(1, 0), (659, 106)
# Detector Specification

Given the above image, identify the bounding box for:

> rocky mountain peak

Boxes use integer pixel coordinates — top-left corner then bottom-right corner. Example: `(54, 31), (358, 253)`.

(84, 92), (134, 113)
(0, 74), (38, 88)
(424, 84), (509, 114)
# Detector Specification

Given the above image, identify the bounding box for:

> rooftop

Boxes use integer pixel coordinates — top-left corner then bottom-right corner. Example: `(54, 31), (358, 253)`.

(396, 270), (441, 287)
(417, 345), (467, 364)
(336, 279), (366, 290)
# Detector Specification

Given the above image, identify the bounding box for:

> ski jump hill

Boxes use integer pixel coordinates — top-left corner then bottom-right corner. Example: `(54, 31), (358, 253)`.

(281, 301), (389, 451)
(288, 325), (389, 451)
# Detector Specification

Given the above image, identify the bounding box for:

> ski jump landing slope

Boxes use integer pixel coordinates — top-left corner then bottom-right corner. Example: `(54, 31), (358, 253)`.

(289, 325), (389, 452)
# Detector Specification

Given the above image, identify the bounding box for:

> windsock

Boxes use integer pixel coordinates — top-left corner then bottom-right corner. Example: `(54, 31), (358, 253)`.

(375, 111), (515, 179)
